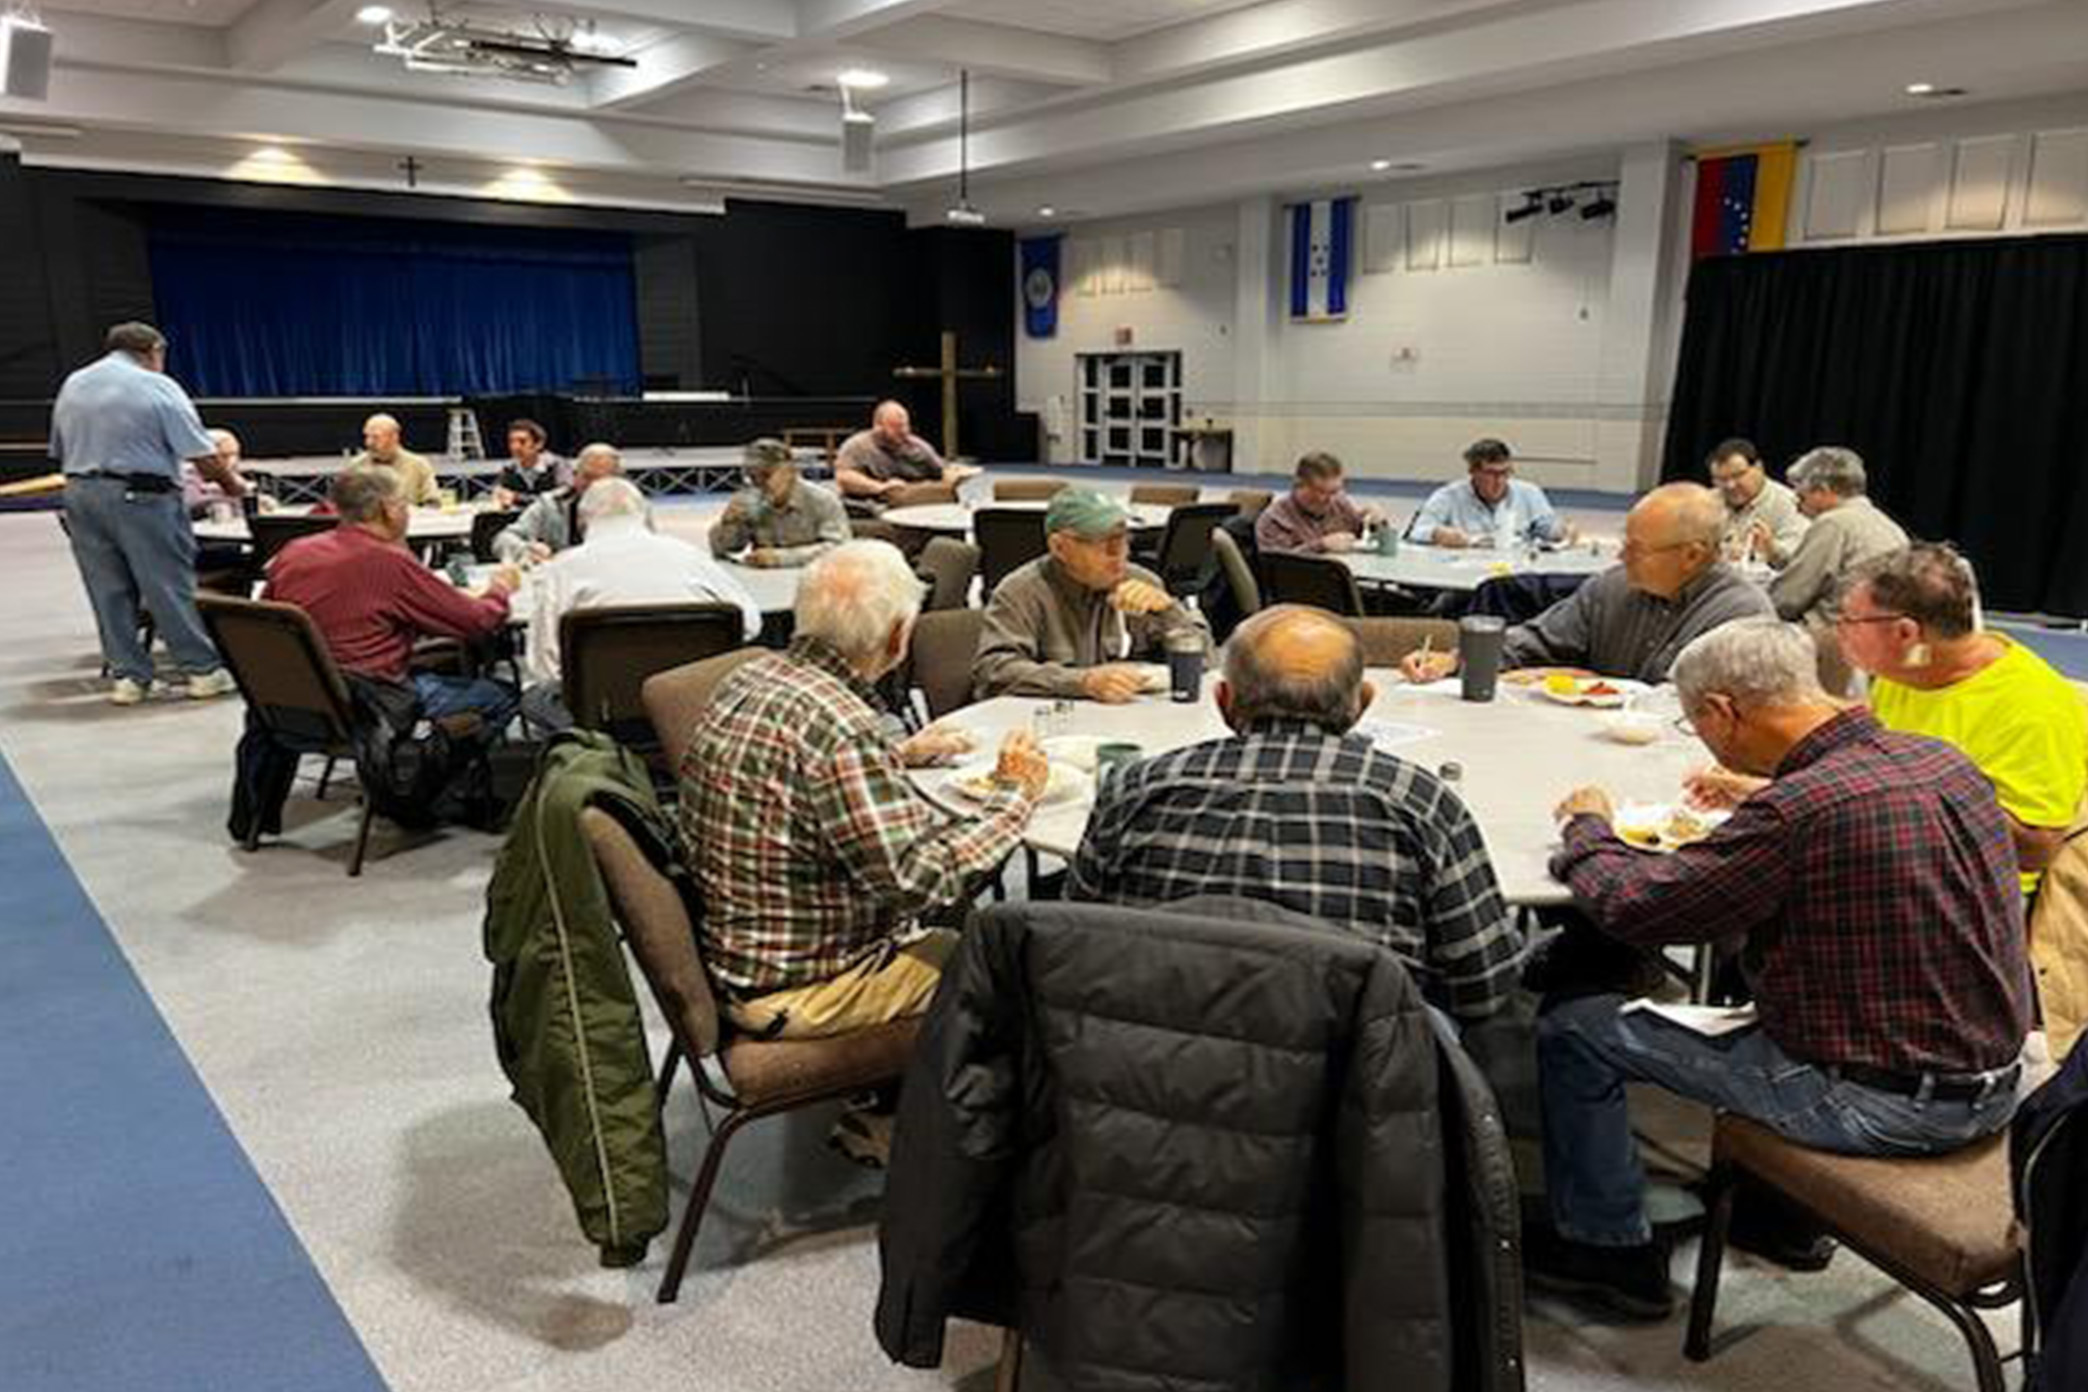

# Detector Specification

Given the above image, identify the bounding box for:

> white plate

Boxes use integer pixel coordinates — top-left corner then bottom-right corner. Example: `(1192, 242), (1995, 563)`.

(1536, 677), (1649, 709)
(941, 759), (1092, 809)
(1040, 735), (1103, 773)
(1613, 802), (1729, 853)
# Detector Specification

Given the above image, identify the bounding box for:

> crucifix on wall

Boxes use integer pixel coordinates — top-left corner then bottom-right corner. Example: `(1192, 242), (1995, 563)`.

(893, 330), (1003, 460)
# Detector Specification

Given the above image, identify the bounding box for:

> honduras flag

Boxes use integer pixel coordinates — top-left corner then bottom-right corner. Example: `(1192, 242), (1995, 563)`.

(1020, 235), (1062, 338)
(1289, 197), (1355, 322)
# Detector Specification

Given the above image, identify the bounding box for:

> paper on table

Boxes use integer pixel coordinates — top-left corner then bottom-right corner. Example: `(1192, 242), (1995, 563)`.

(1621, 1000), (1759, 1038)
(1354, 719), (1436, 751)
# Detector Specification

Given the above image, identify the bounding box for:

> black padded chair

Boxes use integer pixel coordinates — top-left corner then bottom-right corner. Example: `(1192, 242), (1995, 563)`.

(1261, 551), (1365, 617)
(973, 508), (1049, 598)
(1150, 502), (1236, 597)
(560, 604), (747, 761)
(250, 513), (339, 569)
(470, 509), (521, 562)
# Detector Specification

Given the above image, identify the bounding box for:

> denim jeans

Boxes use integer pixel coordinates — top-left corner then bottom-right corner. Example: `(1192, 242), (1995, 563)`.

(412, 672), (518, 731)
(1538, 992), (2021, 1246)
(63, 475), (222, 683)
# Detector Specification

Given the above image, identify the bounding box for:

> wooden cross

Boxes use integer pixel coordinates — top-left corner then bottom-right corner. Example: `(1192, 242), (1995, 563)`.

(398, 156), (422, 189)
(893, 330), (1003, 460)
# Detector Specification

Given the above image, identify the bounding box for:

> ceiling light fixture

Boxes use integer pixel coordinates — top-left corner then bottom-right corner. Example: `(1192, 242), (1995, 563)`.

(371, 9), (635, 87)
(1037, 206), (1056, 217)
(1579, 193), (1617, 220)
(1370, 158), (1392, 172)
(1906, 81), (1968, 99)
(1503, 196), (1543, 224)
(945, 69), (986, 227)
(837, 68), (889, 90)
(1547, 192), (1576, 216)
(356, 5), (394, 23)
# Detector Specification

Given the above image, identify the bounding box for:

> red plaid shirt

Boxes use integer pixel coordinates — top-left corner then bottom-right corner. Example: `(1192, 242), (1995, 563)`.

(678, 636), (1032, 995)
(1554, 709), (2031, 1075)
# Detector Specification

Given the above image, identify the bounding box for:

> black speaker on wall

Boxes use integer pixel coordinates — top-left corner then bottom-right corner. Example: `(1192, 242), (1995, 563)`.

(1, 18), (53, 101)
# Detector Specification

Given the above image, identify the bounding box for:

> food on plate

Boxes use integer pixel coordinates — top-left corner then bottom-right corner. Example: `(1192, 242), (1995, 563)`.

(956, 768), (1024, 800)
(1617, 805), (1721, 851)
(1544, 672), (1579, 696)
(1584, 681), (1620, 698)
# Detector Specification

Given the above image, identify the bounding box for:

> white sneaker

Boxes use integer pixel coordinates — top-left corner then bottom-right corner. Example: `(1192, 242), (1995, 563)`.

(108, 677), (149, 706)
(186, 668), (237, 700)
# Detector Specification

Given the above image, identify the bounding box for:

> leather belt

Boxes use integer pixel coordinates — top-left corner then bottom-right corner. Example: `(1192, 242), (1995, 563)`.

(1834, 1060), (2019, 1103)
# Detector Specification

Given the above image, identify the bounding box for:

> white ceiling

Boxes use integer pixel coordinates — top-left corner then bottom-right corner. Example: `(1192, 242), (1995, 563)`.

(6, 0), (2088, 223)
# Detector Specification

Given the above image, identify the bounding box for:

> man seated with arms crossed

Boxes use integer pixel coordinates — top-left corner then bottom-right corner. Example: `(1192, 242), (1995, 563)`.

(492, 442), (623, 564)
(973, 488), (1210, 703)
(1524, 617), (2031, 1322)
(1707, 437), (1806, 567)
(520, 477), (762, 732)
(709, 438), (850, 568)
(833, 400), (980, 512)
(1254, 451), (1387, 555)
(350, 413), (441, 507)
(1068, 605), (1525, 1025)
(1403, 483), (1771, 686)
(1699, 544), (2088, 892)
(492, 418), (567, 508)
(266, 465), (521, 726)
(679, 542), (1048, 1162)
(1411, 438), (1575, 550)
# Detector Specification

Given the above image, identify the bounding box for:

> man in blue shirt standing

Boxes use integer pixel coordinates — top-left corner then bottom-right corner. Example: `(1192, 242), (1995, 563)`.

(1411, 437), (1577, 549)
(52, 322), (238, 704)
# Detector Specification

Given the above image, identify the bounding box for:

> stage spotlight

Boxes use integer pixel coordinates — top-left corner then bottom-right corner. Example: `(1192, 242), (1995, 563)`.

(1580, 193), (1616, 220)
(1547, 192), (1575, 216)
(1503, 196), (1542, 224)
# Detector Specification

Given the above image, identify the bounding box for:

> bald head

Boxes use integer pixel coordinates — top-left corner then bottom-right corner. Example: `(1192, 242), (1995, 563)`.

(1622, 482), (1724, 598)
(362, 413), (402, 456)
(873, 399), (912, 446)
(1220, 605), (1370, 734)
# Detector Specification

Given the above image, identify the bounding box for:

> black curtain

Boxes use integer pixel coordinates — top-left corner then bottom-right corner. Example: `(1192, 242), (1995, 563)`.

(1662, 235), (2088, 616)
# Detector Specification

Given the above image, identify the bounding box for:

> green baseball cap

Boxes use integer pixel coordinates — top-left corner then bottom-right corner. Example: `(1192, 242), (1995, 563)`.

(742, 437), (793, 471)
(1044, 488), (1129, 539)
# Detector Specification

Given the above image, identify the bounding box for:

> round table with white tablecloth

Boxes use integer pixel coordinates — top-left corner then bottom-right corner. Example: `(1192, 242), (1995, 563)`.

(1337, 540), (1617, 594)
(884, 499), (1174, 535)
(191, 502), (481, 544)
(915, 672), (1704, 907)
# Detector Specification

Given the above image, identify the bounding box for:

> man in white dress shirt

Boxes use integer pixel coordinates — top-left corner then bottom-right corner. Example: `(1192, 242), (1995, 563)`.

(520, 477), (762, 731)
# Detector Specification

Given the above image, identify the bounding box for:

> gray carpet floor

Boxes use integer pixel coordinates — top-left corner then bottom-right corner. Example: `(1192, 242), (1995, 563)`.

(0, 504), (2024, 1391)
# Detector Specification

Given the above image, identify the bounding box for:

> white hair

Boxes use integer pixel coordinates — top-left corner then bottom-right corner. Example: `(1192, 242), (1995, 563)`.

(574, 442), (622, 474)
(364, 412), (399, 432)
(795, 540), (922, 662)
(577, 476), (648, 527)
(1671, 617), (1825, 710)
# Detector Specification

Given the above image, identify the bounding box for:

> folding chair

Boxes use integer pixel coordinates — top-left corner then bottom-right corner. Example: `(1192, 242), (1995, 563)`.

(560, 604), (748, 762)
(973, 508), (1049, 598)
(1262, 551), (1366, 617)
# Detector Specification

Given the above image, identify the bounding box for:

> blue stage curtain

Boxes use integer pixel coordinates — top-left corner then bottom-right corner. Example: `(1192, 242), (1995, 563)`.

(146, 210), (642, 398)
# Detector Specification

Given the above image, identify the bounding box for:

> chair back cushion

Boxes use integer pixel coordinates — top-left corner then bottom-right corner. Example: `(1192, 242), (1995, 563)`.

(911, 610), (986, 719)
(1211, 527), (1262, 615)
(1128, 483), (1199, 508)
(197, 594), (357, 744)
(917, 537), (981, 611)
(1262, 551), (1362, 617)
(470, 509), (521, 562)
(992, 479), (1068, 502)
(1229, 489), (1274, 521)
(973, 509), (1050, 597)
(251, 513), (338, 566)
(642, 648), (767, 772)
(579, 806), (721, 1058)
(1154, 502), (1236, 590)
(888, 480), (958, 509)
(560, 604), (745, 748)
(1349, 617), (1458, 669)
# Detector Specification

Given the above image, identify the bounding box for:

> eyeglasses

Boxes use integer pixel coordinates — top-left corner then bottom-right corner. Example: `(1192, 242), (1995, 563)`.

(1833, 611), (1908, 628)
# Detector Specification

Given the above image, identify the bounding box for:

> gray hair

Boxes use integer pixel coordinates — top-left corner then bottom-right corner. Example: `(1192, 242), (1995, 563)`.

(105, 322), (165, 357)
(795, 540), (922, 662)
(1788, 446), (1867, 497)
(574, 442), (623, 475)
(577, 476), (648, 527)
(1222, 605), (1365, 732)
(331, 465), (401, 524)
(1671, 617), (1825, 711)
(1843, 543), (1981, 640)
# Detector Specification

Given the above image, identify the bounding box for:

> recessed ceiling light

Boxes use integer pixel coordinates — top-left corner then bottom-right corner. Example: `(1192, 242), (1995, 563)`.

(837, 68), (889, 90)
(1038, 206), (1056, 217)
(1905, 81), (1968, 98)
(355, 4), (394, 24)
(1905, 81), (1936, 95)
(1370, 159), (1392, 171)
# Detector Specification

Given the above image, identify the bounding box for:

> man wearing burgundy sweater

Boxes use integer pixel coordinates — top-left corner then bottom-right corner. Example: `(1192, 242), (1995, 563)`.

(266, 465), (521, 728)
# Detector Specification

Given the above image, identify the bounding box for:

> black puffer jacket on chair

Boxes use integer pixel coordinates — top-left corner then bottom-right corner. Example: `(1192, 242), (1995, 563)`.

(874, 897), (1523, 1392)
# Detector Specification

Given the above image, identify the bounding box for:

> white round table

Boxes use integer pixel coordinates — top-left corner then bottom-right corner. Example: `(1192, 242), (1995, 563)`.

(884, 500), (1174, 534)
(916, 673), (1704, 907)
(465, 559), (802, 622)
(1339, 541), (1617, 594)
(192, 504), (480, 544)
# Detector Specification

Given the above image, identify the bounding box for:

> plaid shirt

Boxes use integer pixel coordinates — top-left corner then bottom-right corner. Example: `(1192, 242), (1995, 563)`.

(1554, 708), (2032, 1075)
(678, 636), (1031, 995)
(1066, 719), (1525, 1020)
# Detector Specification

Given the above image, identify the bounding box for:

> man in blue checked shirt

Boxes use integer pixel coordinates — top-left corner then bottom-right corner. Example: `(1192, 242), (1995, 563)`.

(52, 322), (239, 705)
(1066, 604), (1526, 1024)
(1411, 437), (1577, 550)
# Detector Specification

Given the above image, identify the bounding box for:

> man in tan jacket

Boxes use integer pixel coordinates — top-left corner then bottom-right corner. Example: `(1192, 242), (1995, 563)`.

(973, 489), (1208, 703)
(349, 412), (441, 506)
(1770, 446), (1910, 628)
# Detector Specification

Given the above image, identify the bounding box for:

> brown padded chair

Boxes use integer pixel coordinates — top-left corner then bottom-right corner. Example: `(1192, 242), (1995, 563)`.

(198, 593), (380, 876)
(910, 609), (986, 720)
(1211, 528), (1261, 617)
(1128, 483), (1199, 508)
(1229, 489), (1274, 521)
(641, 647), (768, 772)
(1687, 1115), (2024, 1392)
(560, 604), (746, 756)
(886, 479), (958, 509)
(992, 478), (1068, 502)
(1348, 617), (1457, 668)
(1262, 550), (1365, 617)
(917, 537), (981, 611)
(579, 807), (921, 1304)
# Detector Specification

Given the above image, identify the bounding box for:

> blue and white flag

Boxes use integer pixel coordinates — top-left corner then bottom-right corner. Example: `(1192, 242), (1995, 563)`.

(1020, 235), (1062, 339)
(1288, 197), (1354, 322)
